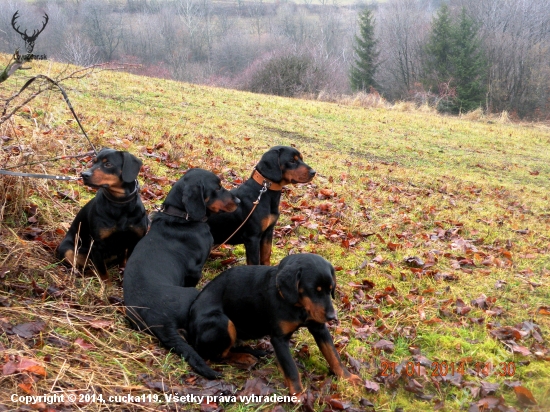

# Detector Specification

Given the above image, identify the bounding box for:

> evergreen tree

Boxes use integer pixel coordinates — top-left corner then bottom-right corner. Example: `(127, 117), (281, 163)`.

(424, 4), (487, 113)
(425, 3), (453, 83)
(451, 8), (486, 113)
(350, 7), (379, 92)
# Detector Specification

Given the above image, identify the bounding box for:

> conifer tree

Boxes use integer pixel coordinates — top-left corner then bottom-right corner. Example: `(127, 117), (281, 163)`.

(451, 7), (486, 113)
(350, 8), (379, 92)
(424, 4), (487, 113)
(425, 3), (453, 83)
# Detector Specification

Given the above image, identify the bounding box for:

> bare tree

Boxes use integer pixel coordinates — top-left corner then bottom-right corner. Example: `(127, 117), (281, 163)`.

(312, 0), (345, 61)
(248, 0), (265, 40)
(376, 0), (430, 99)
(175, 0), (214, 66)
(82, 0), (124, 62)
(276, 4), (313, 44)
(60, 33), (99, 67)
(457, 0), (550, 116)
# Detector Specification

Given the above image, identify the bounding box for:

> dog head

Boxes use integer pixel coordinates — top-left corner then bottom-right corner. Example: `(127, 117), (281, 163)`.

(81, 149), (142, 193)
(166, 168), (240, 222)
(275, 253), (337, 324)
(256, 146), (316, 186)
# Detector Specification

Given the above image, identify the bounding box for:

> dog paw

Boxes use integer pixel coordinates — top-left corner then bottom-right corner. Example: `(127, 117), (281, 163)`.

(296, 391), (314, 407)
(347, 373), (363, 385)
(201, 368), (222, 380)
(193, 363), (221, 380)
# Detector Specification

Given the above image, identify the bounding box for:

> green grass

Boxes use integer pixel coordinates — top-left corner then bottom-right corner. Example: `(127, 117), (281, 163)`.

(1, 55), (549, 411)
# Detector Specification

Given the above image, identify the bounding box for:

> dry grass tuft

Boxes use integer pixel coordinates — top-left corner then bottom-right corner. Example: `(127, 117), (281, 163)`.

(0, 176), (29, 225)
(460, 107), (485, 121)
(337, 91), (390, 109)
(498, 110), (511, 123)
(416, 103), (437, 114)
(391, 100), (417, 112)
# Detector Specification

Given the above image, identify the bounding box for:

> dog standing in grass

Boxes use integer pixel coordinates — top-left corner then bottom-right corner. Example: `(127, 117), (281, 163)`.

(56, 148), (147, 281)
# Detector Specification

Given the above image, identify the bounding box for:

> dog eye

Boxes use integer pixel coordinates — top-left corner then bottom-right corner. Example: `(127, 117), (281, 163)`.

(104, 162), (113, 168)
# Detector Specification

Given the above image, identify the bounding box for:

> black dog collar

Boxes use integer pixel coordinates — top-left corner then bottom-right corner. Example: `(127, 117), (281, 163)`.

(101, 180), (139, 204)
(160, 204), (208, 222)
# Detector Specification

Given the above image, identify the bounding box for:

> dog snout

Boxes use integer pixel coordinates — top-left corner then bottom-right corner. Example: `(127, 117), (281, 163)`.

(81, 171), (92, 180)
(234, 196), (241, 204)
(326, 310), (338, 324)
(309, 169), (316, 177)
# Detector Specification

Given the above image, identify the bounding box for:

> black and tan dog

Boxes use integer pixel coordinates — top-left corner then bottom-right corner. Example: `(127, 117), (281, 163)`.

(207, 146), (315, 265)
(123, 168), (240, 379)
(56, 148), (147, 281)
(187, 253), (362, 394)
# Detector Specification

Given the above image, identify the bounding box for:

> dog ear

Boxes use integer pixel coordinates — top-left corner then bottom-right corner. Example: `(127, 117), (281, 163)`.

(121, 152), (143, 183)
(257, 148), (282, 182)
(182, 183), (206, 221)
(276, 259), (302, 304)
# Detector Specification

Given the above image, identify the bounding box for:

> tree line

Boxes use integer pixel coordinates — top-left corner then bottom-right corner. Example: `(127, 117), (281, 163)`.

(1, 0), (549, 119)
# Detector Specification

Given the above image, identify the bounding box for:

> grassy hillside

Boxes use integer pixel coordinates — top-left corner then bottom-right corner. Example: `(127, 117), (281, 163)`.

(1, 57), (549, 411)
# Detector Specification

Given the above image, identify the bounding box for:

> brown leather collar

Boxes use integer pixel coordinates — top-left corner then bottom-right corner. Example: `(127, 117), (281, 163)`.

(251, 169), (283, 191)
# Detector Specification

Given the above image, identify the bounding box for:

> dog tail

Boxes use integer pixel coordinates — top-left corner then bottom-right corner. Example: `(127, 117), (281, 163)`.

(124, 305), (220, 379)
(159, 328), (221, 380)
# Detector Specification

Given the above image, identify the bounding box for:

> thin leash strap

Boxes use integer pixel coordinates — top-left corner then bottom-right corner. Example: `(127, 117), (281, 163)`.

(212, 183), (268, 251)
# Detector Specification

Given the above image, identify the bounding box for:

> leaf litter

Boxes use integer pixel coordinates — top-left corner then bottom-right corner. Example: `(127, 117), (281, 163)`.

(1, 61), (549, 411)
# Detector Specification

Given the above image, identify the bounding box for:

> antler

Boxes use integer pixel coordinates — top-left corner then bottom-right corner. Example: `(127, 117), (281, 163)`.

(11, 11), (26, 37)
(11, 11), (49, 54)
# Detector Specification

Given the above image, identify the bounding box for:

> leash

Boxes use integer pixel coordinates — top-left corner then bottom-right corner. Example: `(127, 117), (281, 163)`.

(212, 183), (268, 251)
(0, 75), (97, 181)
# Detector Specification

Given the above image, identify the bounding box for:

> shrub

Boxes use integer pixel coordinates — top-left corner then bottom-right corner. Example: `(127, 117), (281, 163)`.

(242, 51), (326, 97)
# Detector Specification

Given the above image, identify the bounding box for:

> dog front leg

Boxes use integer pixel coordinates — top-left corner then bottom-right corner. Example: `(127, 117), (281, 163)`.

(90, 248), (109, 282)
(259, 227), (275, 265)
(271, 335), (303, 395)
(244, 236), (261, 265)
(307, 323), (362, 384)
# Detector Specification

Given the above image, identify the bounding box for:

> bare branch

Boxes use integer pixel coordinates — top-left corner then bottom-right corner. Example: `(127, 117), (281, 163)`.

(0, 63), (129, 126)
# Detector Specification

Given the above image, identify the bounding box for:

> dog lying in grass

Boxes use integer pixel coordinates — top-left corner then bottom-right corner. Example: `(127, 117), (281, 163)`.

(56, 148), (147, 281)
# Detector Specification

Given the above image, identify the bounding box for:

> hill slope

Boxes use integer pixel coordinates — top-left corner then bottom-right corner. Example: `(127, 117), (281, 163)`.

(1, 57), (549, 411)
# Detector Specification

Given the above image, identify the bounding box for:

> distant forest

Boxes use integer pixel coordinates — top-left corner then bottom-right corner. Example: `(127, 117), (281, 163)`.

(1, 0), (549, 119)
